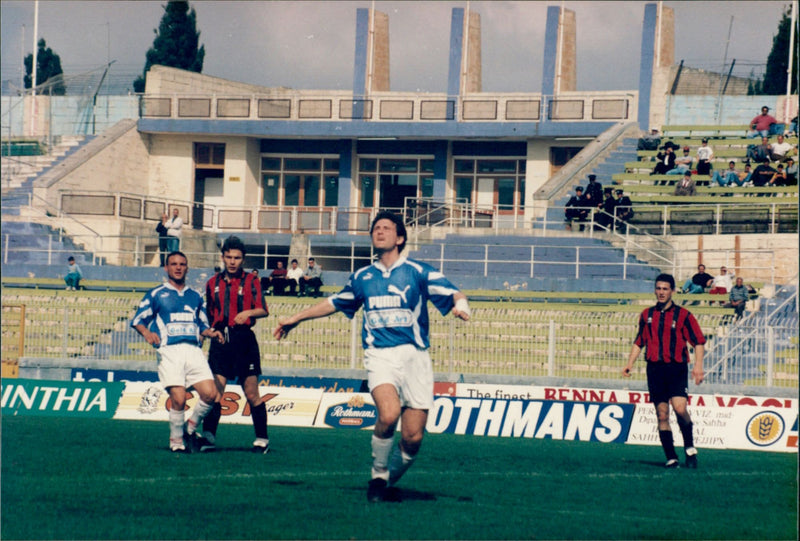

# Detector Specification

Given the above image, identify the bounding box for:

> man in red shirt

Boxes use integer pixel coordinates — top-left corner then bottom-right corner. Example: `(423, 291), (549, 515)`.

(622, 273), (705, 469)
(747, 105), (779, 138)
(197, 236), (270, 453)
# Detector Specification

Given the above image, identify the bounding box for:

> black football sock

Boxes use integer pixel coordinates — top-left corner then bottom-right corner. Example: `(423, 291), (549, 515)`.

(252, 402), (269, 440)
(677, 415), (695, 449)
(202, 402), (222, 438)
(659, 430), (678, 460)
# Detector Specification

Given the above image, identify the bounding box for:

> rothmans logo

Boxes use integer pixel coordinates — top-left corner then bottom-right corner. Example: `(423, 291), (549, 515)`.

(745, 411), (785, 447)
(324, 395), (377, 429)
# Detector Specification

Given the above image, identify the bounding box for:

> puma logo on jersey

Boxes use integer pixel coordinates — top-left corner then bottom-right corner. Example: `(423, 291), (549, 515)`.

(387, 284), (410, 303)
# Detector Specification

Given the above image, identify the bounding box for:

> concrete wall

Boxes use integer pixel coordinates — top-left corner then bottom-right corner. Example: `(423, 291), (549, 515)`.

(664, 94), (799, 127)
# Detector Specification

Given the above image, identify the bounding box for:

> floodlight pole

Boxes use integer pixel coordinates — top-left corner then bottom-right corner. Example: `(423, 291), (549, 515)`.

(785, 2), (796, 125)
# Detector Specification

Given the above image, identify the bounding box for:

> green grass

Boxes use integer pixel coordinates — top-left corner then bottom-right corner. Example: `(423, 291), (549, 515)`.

(2, 416), (797, 540)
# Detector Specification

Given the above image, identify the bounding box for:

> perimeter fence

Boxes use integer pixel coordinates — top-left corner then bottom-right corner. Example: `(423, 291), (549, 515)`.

(3, 290), (795, 390)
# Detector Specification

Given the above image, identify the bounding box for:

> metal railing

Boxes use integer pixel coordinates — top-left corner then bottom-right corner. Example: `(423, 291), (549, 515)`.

(9, 294), (787, 390)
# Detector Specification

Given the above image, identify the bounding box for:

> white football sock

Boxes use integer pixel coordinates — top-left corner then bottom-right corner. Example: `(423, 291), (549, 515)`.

(371, 435), (393, 480)
(186, 399), (214, 435)
(388, 445), (416, 486)
(169, 408), (184, 445)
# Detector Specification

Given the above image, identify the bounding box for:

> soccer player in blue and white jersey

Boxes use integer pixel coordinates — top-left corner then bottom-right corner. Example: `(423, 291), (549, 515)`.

(274, 211), (471, 502)
(131, 251), (224, 453)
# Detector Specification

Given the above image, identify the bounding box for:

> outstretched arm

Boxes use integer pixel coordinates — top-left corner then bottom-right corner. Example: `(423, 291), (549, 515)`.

(274, 299), (338, 340)
(452, 292), (471, 321)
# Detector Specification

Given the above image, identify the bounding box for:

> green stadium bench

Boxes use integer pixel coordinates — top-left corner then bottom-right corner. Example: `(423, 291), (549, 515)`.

(661, 125), (751, 138)
(0, 276), (156, 292)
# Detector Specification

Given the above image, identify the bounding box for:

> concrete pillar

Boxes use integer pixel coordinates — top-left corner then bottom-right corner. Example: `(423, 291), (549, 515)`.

(555, 8), (577, 93)
(637, 4), (658, 131)
(649, 6), (675, 129)
(447, 7), (482, 98)
(353, 8), (390, 97)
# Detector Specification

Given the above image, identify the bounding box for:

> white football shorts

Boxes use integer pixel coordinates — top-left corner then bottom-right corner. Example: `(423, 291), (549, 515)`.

(157, 342), (214, 389)
(364, 344), (434, 410)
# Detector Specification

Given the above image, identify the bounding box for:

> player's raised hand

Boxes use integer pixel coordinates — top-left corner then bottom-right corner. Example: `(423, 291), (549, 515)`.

(274, 318), (298, 340)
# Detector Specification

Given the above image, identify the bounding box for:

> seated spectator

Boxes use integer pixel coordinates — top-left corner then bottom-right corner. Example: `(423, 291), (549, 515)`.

(751, 159), (778, 187)
(711, 161), (740, 187)
(673, 171), (696, 196)
(613, 189), (634, 233)
(682, 264), (714, 294)
(747, 106), (779, 138)
(595, 188), (615, 231)
(564, 186), (588, 230)
(727, 277), (750, 320)
(263, 260), (289, 296)
(667, 146), (693, 175)
(768, 163), (789, 187)
(695, 138), (714, 176)
(788, 115), (798, 137)
(709, 266), (732, 296)
(299, 257), (323, 298)
(637, 128), (661, 151)
(746, 136), (771, 163)
(286, 259), (303, 296)
(652, 145), (676, 175)
(769, 134), (794, 162)
(64, 256), (82, 291)
(736, 163), (753, 187)
(784, 158), (798, 185)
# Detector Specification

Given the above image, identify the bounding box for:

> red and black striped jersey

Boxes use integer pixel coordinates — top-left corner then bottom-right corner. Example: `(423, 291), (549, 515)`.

(205, 271), (266, 329)
(634, 303), (706, 363)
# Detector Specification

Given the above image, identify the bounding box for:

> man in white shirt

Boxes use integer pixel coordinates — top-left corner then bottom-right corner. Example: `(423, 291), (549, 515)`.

(769, 135), (794, 163)
(165, 208), (183, 253)
(709, 266), (733, 298)
(286, 258), (304, 296)
(696, 139), (714, 176)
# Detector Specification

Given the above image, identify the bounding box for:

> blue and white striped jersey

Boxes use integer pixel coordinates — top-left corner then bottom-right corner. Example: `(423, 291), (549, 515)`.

(130, 283), (210, 348)
(329, 257), (460, 350)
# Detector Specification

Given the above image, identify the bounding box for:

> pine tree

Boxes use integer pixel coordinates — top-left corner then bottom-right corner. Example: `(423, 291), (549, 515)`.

(24, 38), (66, 95)
(133, 1), (205, 93)
(751, 6), (798, 95)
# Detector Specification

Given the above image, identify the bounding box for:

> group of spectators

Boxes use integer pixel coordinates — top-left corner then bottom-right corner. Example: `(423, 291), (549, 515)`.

(564, 174), (633, 232)
(682, 264), (753, 319)
(641, 107), (798, 194)
(254, 257), (323, 298)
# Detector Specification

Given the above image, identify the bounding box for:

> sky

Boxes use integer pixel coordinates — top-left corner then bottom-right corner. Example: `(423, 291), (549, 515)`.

(0, 1), (791, 95)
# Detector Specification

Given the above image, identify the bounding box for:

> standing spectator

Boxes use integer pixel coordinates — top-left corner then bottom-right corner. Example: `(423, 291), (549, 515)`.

(596, 187), (616, 231)
(728, 277), (750, 320)
(681, 264), (714, 294)
(584, 174), (603, 202)
(652, 145), (677, 175)
(695, 138), (714, 176)
(274, 211), (471, 502)
(784, 158), (797, 185)
(264, 260), (289, 296)
(667, 146), (693, 175)
(711, 161), (740, 187)
(564, 186), (587, 230)
(746, 136), (771, 163)
(751, 159), (778, 187)
(613, 189), (634, 233)
(130, 251), (223, 453)
(709, 266), (732, 296)
(769, 134), (794, 162)
(673, 171), (696, 196)
(286, 259), (304, 296)
(622, 273), (705, 469)
(64, 256), (83, 291)
(199, 236), (271, 454)
(299, 257), (323, 298)
(747, 106), (779, 138)
(156, 213), (170, 266)
(165, 208), (183, 253)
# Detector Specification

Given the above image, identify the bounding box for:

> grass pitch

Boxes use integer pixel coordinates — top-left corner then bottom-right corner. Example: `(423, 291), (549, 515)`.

(1, 416), (797, 540)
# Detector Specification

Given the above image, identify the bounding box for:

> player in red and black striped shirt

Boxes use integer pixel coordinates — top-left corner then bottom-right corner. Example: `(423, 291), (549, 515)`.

(623, 273), (705, 469)
(197, 236), (270, 454)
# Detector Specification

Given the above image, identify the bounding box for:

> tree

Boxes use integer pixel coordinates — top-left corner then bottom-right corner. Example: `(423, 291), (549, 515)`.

(133, 1), (205, 93)
(24, 38), (66, 95)
(750, 6), (798, 95)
